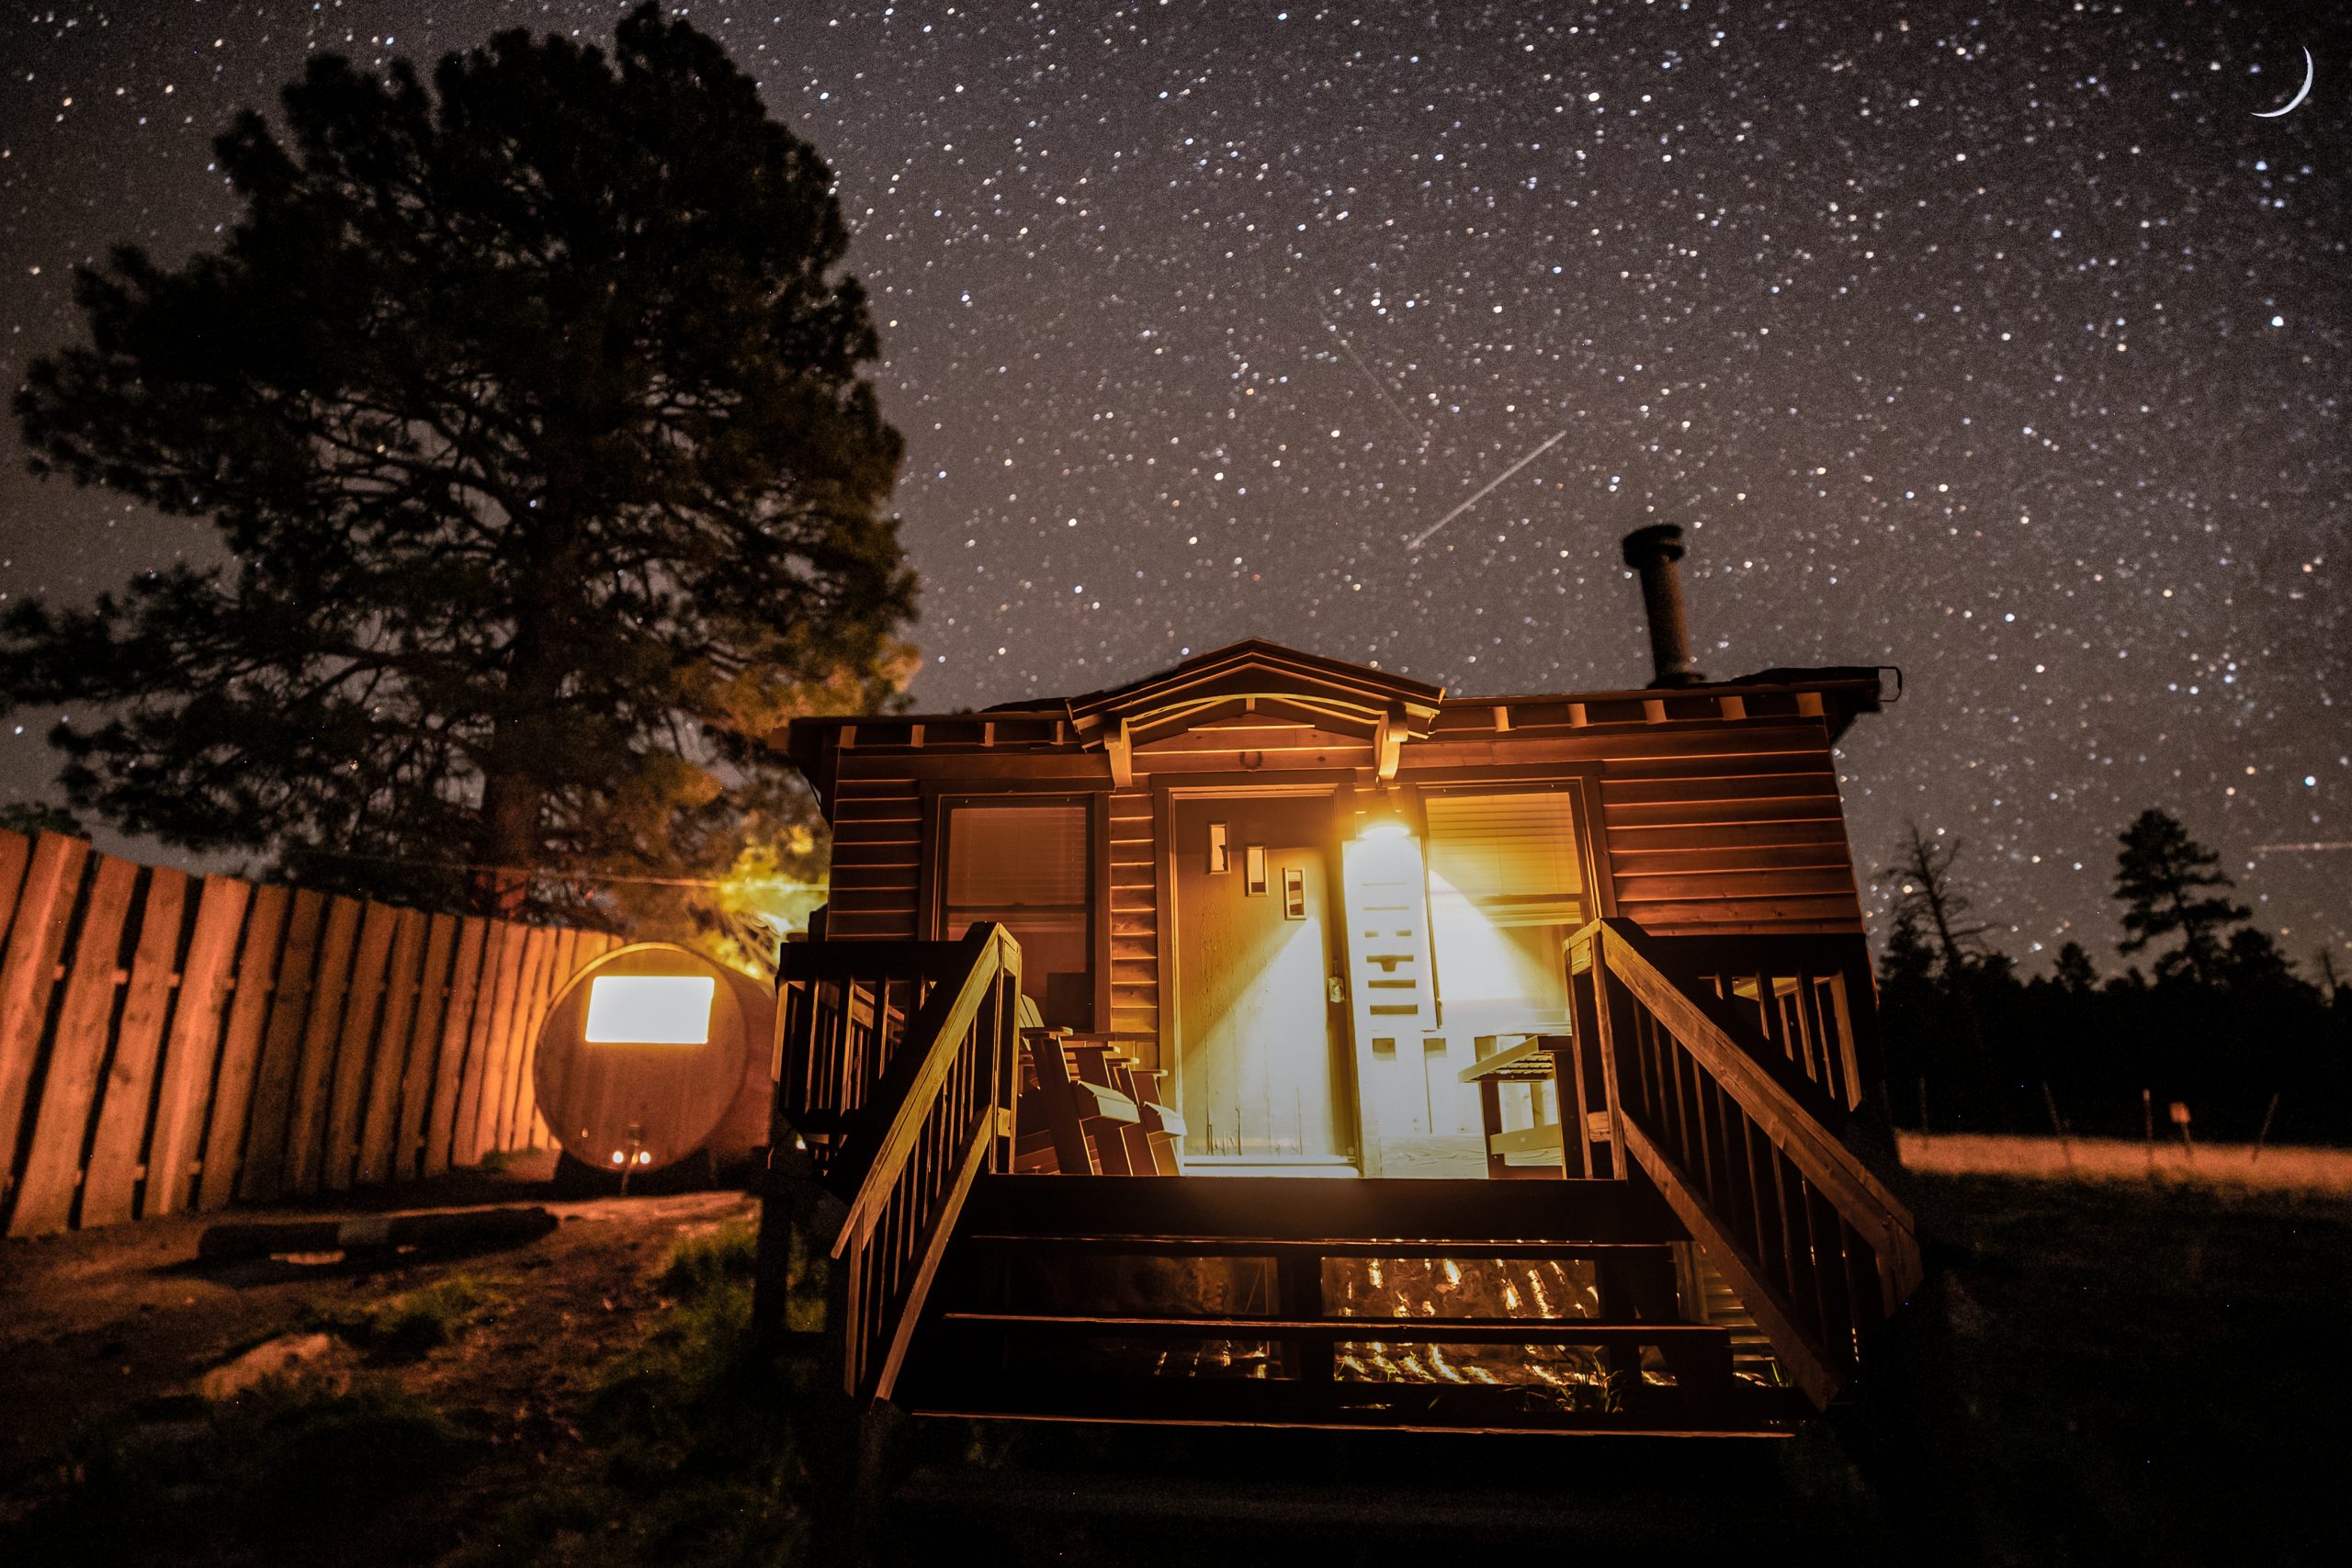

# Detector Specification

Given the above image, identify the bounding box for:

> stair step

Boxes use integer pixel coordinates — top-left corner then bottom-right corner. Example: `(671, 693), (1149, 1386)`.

(938, 1311), (1730, 1349)
(905, 1376), (1798, 1437)
(959, 1173), (1685, 1245)
(958, 1232), (1676, 1259)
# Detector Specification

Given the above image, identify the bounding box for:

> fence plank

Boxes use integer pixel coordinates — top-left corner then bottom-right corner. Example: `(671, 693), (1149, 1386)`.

(356, 908), (427, 1187)
(392, 913), (458, 1182)
(495, 929), (558, 1149)
(198, 886), (289, 1211)
(0, 834), (93, 1203)
(516, 927), (568, 1145)
(144, 875), (251, 1217)
(285, 897), (366, 1196)
(321, 900), (401, 1192)
(79, 867), (191, 1228)
(514, 928), (582, 1148)
(7, 854), (139, 1235)
(460, 922), (526, 1165)
(0, 830), (30, 933)
(492, 921), (543, 1152)
(424, 919), (491, 1177)
(237, 889), (330, 1202)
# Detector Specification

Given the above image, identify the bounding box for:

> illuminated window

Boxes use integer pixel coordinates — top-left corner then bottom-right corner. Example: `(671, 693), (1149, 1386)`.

(1244, 843), (1268, 896)
(1207, 821), (1230, 874)
(583, 975), (716, 1044)
(1423, 792), (1585, 1031)
(944, 801), (1093, 1028)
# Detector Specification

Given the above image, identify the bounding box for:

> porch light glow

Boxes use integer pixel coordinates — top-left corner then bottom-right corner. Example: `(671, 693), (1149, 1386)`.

(583, 975), (717, 1044)
(1359, 819), (1411, 840)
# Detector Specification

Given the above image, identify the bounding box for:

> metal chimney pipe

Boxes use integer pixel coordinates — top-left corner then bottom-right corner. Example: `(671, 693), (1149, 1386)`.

(1621, 525), (1705, 688)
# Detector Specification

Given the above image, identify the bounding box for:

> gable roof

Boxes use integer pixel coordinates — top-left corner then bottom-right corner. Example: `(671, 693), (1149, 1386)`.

(1056, 640), (1442, 783)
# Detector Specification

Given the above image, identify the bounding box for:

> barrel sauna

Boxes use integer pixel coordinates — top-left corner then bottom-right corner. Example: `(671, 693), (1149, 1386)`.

(533, 942), (775, 1183)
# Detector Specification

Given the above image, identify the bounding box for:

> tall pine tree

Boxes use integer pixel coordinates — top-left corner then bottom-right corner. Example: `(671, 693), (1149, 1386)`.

(2113, 808), (2247, 987)
(4, 7), (914, 924)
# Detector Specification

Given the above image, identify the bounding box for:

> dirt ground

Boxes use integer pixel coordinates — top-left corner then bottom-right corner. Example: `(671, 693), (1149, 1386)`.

(5, 1163), (2346, 1567)
(0, 1152), (758, 1561)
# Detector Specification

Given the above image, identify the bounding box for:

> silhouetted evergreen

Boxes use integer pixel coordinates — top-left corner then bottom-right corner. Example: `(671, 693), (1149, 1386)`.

(3, 6), (913, 926)
(1877, 812), (2352, 1145)
(2114, 808), (2249, 987)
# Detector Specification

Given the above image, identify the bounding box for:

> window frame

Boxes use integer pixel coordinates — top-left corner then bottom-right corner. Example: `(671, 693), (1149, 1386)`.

(920, 784), (1109, 1032)
(1412, 779), (1600, 1034)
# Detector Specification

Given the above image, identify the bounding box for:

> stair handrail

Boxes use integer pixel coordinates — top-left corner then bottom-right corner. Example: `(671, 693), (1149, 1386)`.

(776, 922), (1023, 1403)
(1569, 917), (1921, 1409)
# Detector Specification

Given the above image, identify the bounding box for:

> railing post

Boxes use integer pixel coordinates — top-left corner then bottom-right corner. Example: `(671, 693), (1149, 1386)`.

(752, 1121), (849, 1350)
(1564, 931), (1624, 1180)
(1562, 953), (1599, 1180)
(993, 933), (1022, 1171)
(1591, 933), (1629, 1181)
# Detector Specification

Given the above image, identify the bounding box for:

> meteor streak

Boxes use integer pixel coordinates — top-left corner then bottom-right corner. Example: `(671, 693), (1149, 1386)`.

(1317, 307), (1430, 449)
(1404, 430), (1567, 550)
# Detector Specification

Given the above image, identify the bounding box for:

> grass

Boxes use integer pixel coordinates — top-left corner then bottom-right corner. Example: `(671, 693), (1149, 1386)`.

(1790, 1172), (2352, 1567)
(300, 1275), (495, 1361)
(657, 1218), (758, 1300)
(2, 1378), (478, 1566)
(456, 1219), (817, 1568)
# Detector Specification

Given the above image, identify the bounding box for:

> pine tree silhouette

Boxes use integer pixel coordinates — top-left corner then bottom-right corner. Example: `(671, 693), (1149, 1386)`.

(2113, 809), (2248, 987)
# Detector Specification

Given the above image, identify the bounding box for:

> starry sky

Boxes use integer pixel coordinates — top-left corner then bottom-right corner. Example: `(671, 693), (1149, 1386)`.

(2, 1), (2346, 970)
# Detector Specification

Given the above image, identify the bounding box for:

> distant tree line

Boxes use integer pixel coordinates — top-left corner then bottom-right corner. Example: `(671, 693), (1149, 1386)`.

(1876, 809), (2352, 1145)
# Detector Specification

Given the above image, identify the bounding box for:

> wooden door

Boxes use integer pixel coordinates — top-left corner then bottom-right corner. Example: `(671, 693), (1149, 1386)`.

(1171, 796), (1354, 1169)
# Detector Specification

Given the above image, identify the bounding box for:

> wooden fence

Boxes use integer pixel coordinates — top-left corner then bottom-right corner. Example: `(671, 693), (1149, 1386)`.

(0, 831), (620, 1236)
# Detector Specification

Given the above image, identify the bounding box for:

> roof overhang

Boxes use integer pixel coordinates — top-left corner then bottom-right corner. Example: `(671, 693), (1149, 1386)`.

(1062, 640), (1445, 784)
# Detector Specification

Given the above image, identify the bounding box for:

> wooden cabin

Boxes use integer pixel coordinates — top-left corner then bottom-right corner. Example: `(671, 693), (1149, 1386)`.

(755, 527), (1922, 1449)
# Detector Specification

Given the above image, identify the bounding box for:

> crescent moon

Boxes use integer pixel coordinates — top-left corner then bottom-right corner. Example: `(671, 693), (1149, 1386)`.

(2255, 47), (2313, 118)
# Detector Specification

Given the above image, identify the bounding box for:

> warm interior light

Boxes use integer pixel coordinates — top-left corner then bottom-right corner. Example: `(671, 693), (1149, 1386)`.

(583, 974), (716, 1044)
(1360, 819), (1411, 840)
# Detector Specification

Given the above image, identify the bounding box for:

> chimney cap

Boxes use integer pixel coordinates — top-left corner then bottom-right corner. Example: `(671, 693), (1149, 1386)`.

(1621, 524), (1686, 570)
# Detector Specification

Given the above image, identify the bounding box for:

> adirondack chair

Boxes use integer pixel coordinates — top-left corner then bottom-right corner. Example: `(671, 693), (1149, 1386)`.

(1011, 1029), (1189, 1175)
(1013, 1028), (1140, 1175)
(1056, 1034), (1187, 1176)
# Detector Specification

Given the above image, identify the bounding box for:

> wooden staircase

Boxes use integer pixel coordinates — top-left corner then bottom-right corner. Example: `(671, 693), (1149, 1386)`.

(756, 918), (1924, 1454)
(898, 1172), (1806, 1436)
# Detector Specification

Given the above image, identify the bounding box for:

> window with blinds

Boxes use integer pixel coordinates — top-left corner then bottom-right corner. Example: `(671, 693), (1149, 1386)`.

(1423, 793), (1584, 925)
(1423, 791), (1584, 1029)
(945, 804), (1088, 909)
(944, 802), (1092, 1028)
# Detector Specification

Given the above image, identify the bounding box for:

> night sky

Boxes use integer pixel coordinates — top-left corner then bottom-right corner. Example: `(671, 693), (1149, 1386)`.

(2, 1), (2346, 971)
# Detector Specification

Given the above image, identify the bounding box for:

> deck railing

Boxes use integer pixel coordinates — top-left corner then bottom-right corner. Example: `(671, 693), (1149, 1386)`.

(1566, 918), (1922, 1410)
(1631, 931), (1881, 1116)
(771, 923), (1023, 1402)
